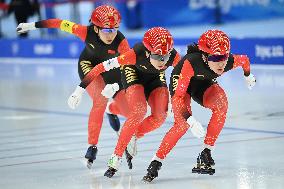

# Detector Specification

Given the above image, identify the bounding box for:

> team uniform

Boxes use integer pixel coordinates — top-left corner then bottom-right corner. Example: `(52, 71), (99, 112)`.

(112, 43), (180, 154)
(143, 30), (256, 182)
(158, 49), (250, 158)
(35, 18), (129, 96)
(16, 5), (131, 168)
(79, 43), (180, 148)
(34, 18), (130, 139)
(74, 27), (181, 177)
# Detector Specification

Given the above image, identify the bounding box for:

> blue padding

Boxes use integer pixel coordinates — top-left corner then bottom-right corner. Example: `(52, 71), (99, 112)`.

(0, 37), (284, 64)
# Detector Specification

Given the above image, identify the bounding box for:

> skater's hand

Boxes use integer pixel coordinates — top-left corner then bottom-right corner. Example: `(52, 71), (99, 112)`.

(101, 83), (119, 98)
(187, 116), (205, 138)
(16, 23), (36, 34)
(68, 86), (85, 109)
(244, 74), (256, 90)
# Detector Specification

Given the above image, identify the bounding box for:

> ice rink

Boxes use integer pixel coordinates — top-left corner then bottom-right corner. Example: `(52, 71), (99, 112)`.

(0, 62), (284, 189)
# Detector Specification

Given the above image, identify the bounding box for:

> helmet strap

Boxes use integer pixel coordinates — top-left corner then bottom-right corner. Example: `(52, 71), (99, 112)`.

(202, 53), (208, 64)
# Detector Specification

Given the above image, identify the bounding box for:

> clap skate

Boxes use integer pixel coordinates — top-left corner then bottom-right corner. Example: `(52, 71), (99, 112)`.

(124, 135), (137, 169)
(125, 149), (133, 169)
(192, 148), (215, 175)
(85, 145), (98, 169)
(104, 167), (117, 178)
(142, 160), (162, 183)
(104, 154), (122, 178)
(106, 113), (120, 132)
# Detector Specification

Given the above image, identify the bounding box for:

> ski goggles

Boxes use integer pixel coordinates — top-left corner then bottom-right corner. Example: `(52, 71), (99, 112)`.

(100, 28), (118, 33)
(208, 54), (229, 62)
(150, 53), (171, 62)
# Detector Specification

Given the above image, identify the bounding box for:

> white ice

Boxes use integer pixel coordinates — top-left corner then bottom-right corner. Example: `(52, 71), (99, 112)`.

(0, 64), (283, 189)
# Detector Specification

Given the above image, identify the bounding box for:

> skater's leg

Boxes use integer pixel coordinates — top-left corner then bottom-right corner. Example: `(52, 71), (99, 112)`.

(125, 87), (169, 164)
(136, 87), (169, 138)
(155, 94), (191, 159)
(109, 90), (129, 117)
(105, 90), (129, 133)
(114, 85), (147, 157)
(143, 94), (191, 182)
(105, 85), (147, 177)
(86, 80), (96, 101)
(87, 75), (108, 145)
(85, 76), (108, 167)
(203, 84), (228, 148)
(192, 84), (227, 175)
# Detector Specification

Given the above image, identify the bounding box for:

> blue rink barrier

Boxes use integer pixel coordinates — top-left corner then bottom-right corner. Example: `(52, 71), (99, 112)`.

(0, 38), (284, 64)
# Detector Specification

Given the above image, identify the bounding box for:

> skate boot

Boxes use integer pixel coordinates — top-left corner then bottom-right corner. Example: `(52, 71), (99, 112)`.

(85, 145), (98, 169)
(142, 160), (162, 183)
(104, 154), (122, 178)
(106, 113), (120, 132)
(106, 100), (120, 132)
(192, 148), (215, 175)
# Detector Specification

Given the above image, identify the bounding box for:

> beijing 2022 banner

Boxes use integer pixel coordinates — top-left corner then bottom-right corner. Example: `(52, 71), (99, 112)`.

(135, 0), (284, 27)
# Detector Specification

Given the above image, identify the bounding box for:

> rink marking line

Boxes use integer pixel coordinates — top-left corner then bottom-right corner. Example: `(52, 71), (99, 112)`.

(0, 117), (282, 147)
(0, 131), (276, 159)
(1, 105), (284, 136)
(0, 123), (87, 138)
(224, 126), (284, 135)
(0, 135), (283, 168)
(0, 156), (82, 168)
(0, 147), (86, 160)
(0, 126), (87, 140)
(0, 115), (44, 120)
(0, 106), (87, 117)
(0, 131), (246, 154)
(0, 105), (284, 135)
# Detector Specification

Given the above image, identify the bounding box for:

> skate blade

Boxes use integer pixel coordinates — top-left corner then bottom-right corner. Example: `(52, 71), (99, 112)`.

(86, 160), (93, 169)
(192, 167), (200, 173)
(126, 156), (133, 169)
(104, 168), (117, 178)
(192, 167), (215, 175)
(142, 176), (154, 183)
(127, 160), (133, 169)
(125, 150), (133, 169)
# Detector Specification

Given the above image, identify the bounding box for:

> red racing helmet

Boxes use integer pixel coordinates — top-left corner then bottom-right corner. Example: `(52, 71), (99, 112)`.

(90, 5), (121, 28)
(198, 29), (230, 55)
(143, 27), (173, 55)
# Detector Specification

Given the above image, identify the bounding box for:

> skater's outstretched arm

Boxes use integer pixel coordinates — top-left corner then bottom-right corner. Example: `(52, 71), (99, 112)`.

(232, 54), (256, 90)
(16, 19), (87, 41)
(79, 49), (136, 89)
(232, 54), (251, 76)
(67, 49), (136, 109)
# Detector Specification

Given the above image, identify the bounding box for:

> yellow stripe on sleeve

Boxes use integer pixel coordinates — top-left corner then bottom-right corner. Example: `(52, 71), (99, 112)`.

(60, 20), (75, 33)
